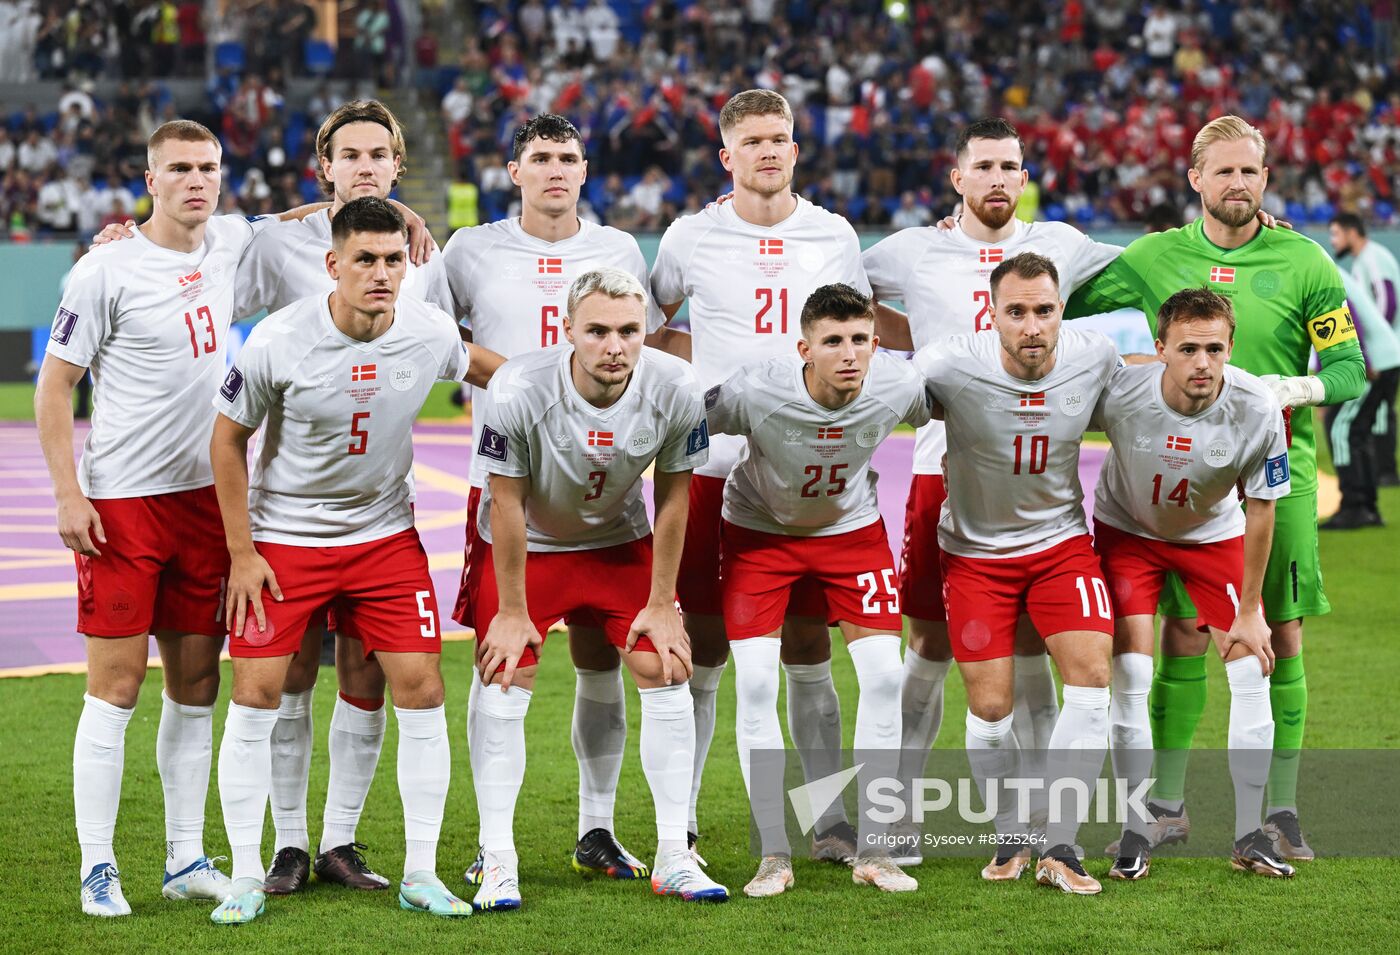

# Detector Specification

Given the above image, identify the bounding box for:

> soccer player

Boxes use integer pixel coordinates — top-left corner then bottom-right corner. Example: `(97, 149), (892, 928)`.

(1066, 116), (1367, 859)
(206, 197), (502, 924)
(465, 268), (727, 909)
(707, 284), (929, 896)
(1094, 288), (1294, 880)
(649, 89), (871, 858)
(433, 114), (657, 885)
(917, 252), (1120, 895)
(34, 119), (307, 917)
(863, 118), (1122, 860)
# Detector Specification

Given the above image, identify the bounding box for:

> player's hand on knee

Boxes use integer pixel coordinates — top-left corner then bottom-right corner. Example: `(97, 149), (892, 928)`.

(228, 552), (282, 637)
(627, 602), (693, 685)
(91, 219), (136, 244)
(479, 612), (534, 690)
(1224, 608), (1274, 675)
(56, 493), (105, 557)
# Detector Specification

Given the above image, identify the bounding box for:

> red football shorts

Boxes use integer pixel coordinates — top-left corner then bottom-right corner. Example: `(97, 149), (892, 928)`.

(451, 485), (484, 629)
(230, 528), (442, 659)
(77, 486), (229, 638)
(721, 518), (902, 639)
(471, 535), (660, 669)
(1094, 520), (1247, 633)
(678, 474), (826, 620)
(897, 473), (947, 622)
(941, 534), (1115, 662)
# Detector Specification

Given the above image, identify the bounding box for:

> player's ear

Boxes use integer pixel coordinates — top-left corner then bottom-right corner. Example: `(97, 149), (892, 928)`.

(1155, 338), (1166, 360)
(507, 160), (523, 188)
(795, 336), (811, 362)
(1187, 165), (1203, 193)
(948, 165), (962, 194)
(1019, 168), (1028, 188)
(325, 248), (338, 280)
(718, 146), (733, 172)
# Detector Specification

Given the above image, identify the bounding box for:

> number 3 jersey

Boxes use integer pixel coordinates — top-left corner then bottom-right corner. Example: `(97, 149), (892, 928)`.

(915, 326), (1120, 558)
(1092, 363), (1291, 544)
(46, 214), (271, 498)
(213, 295), (470, 545)
(474, 344), (709, 552)
(706, 352), (931, 537)
(650, 196), (871, 479)
(863, 220), (1120, 477)
(431, 216), (656, 486)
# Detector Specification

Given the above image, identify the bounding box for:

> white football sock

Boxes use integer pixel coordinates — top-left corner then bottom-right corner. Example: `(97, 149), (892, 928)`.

(572, 667), (626, 839)
(639, 683), (695, 855)
(1226, 657), (1274, 841)
(320, 695), (386, 853)
(396, 705), (450, 877)
(783, 659), (848, 833)
(218, 702), (280, 882)
(1012, 651), (1059, 824)
(74, 693), (134, 876)
(1109, 653), (1155, 838)
(850, 635), (904, 855)
(269, 688), (314, 854)
(472, 684), (531, 855)
(897, 649), (951, 787)
(1044, 685), (1110, 850)
(157, 692), (214, 873)
(730, 638), (788, 857)
(965, 710), (1022, 839)
(686, 662), (725, 835)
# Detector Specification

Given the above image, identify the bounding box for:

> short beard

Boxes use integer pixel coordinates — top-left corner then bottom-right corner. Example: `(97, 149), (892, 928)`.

(968, 193), (1017, 230)
(740, 168), (793, 198)
(1205, 194), (1259, 228)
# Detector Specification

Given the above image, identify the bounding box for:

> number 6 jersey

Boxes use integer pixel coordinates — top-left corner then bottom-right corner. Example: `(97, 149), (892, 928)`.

(915, 326), (1120, 558)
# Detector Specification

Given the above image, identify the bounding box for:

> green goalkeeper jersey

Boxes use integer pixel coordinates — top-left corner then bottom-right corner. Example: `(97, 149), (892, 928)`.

(1065, 218), (1366, 496)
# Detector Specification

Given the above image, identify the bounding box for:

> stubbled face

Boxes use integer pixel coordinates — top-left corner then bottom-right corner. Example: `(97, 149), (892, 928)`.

(322, 121), (401, 206)
(510, 136), (586, 217)
(327, 229), (407, 318)
(720, 113), (798, 198)
(565, 292), (645, 388)
(952, 136), (1027, 230)
(798, 316), (876, 399)
(146, 138), (221, 226)
(1158, 315), (1232, 403)
(1190, 137), (1268, 229)
(1328, 222), (1361, 257)
(992, 272), (1062, 377)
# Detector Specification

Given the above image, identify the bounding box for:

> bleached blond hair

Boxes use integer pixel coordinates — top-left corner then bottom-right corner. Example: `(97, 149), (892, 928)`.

(1191, 115), (1267, 170)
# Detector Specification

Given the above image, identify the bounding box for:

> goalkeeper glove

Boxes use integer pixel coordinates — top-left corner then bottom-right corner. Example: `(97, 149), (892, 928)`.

(1259, 374), (1325, 409)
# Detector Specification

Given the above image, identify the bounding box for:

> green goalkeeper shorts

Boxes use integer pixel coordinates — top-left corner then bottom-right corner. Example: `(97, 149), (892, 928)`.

(1158, 491), (1330, 624)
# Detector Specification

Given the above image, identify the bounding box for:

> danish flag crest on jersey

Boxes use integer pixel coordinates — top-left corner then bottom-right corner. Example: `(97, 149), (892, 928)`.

(351, 364), (377, 382)
(816, 426), (844, 440)
(1166, 434), (1193, 452)
(758, 239), (784, 255)
(979, 248), (1003, 264)
(1209, 266), (1236, 284)
(588, 430), (614, 447)
(1019, 392), (1046, 407)
(538, 257), (563, 274)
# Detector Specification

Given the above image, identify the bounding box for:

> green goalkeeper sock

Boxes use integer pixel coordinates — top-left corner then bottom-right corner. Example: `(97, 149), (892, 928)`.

(1148, 652), (1209, 805)
(1266, 652), (1307, 811)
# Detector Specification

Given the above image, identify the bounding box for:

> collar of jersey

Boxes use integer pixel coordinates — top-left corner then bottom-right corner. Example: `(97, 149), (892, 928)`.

(130, 221), (209, 263)
(719, 193), (805, 231)
(558, 344), (642, 418)
(319, 294), (398, 352)
(951, 215), (1024, 249)
(1189, 216), (1267, 257)
(1151, 361), (1233, 425)
(508, 215), (589, 248)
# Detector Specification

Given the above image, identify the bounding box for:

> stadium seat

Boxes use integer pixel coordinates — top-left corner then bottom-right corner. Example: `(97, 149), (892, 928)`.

(305, 40), (336, 77)
(214, 41), (246, 72)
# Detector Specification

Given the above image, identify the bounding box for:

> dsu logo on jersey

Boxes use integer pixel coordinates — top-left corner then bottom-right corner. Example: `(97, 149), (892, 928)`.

(628, 427), (657, 456)
(1061, 389), (1087, 417)
(1204, 439), (1232, 468)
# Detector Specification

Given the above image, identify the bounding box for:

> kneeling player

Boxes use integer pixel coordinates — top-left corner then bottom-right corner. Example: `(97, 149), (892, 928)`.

(207, 198), (503, 923)
(1094, 288), (1294, 879)
(467, 267), (727, 910)
(706, 284), (928, 896)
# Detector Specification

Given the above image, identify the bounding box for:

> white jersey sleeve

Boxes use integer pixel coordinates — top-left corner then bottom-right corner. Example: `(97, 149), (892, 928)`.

(47, 214), (267, 498)
(475, 346), (706, 551)
(213, 296), (463, 545)
(1094, 364), (1291, 543)
(715, 352), (927, 537)
(918, 327), (1119, 557)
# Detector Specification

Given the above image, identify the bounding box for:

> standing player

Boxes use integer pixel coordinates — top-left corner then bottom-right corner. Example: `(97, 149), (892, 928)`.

(433, 114), (658, 885)
(917, 252), (1120, 895)
(1329, 212), (1400, 496)
(863, 118), (1122, 858)
(34, 120), (303, 917)
(1066, 116), (1367, 859)
(466, 268), (727, 909)
(206, 198), (502, 924)
(649, 89), (870, 857)
(1094, 288), (1294, 880)
(707, 284), (929, 896)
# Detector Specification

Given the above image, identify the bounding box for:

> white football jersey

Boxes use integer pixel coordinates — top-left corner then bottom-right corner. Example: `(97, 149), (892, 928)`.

(1093, 363), (1291, 543)
(214, 295), (470, 545)
(474, 344), (709, 552)
(650, 196), (871, 478)
(915, 326), (1120, 558)
(707, 352), (931, 536)
(431, 216), (655, 485)
(864, 219), (1121, 475)
(46, 214), (271, 498)
(233, 207), (449, 319)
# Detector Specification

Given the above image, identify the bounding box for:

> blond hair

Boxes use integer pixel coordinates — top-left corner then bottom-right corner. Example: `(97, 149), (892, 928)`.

(1190, 115), (1267, 170)
(146, 120), (220, 170)
(315, 100), (407, 196)
(719, 89), (794, 144)
(567, 267), (647, 316)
